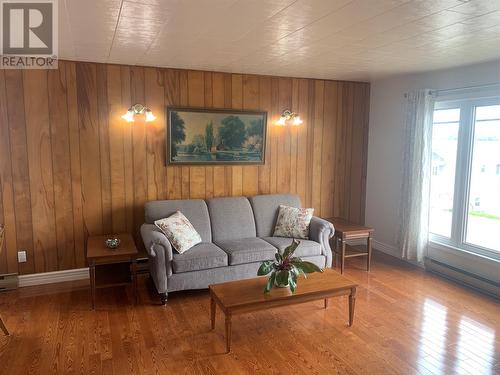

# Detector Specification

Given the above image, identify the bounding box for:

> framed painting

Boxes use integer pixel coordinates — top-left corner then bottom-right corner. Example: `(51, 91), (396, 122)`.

(166, 106), (267, 165)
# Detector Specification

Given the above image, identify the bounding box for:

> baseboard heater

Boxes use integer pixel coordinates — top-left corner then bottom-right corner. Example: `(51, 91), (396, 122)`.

(0, 273), (19, 292)
(425, 258), (499, 300)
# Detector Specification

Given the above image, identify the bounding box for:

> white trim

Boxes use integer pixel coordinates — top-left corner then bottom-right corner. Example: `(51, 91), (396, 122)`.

(18, 268), (89, 287)
(345, 238), (403, 259)
(372, 240), (401, 259)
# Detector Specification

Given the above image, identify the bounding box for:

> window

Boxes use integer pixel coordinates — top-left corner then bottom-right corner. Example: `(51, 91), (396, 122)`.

(430, 99), (500, 259)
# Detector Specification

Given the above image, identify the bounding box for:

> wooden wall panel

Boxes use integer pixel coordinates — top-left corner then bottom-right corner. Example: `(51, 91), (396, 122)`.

(0, 71), (17, 274)
(48, 65), (76, 270)
(5, 70), (34, 274)
(23, 70), (57, 273)
(0, 60), (369, 274)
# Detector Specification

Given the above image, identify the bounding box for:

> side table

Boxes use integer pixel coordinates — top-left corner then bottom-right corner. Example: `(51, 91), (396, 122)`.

(323, 218), (374, 274)
(86, 233), (139, 309)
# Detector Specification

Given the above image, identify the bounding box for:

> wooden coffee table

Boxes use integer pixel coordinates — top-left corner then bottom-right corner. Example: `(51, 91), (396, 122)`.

(209, 269), (357, 352)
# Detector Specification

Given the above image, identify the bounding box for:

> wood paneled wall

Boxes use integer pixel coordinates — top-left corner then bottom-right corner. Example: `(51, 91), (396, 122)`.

(0, 60), (370, 275)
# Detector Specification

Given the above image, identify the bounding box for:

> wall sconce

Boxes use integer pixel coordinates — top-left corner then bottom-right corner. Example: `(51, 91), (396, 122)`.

(276, 109), (303, 126)
(122, 103), (156, 122)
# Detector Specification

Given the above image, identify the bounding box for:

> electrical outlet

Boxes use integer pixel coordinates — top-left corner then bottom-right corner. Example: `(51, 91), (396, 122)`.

(17, 250), (27, 263)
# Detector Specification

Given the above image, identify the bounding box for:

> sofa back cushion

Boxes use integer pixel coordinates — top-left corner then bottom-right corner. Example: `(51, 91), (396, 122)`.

(145, 199), (212, 242)
(248, 194), (302, 237)
(207, 197), (256, 242)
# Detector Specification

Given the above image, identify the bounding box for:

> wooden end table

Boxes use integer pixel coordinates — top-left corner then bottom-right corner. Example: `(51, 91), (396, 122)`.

(209, 269), (357, 353)
(86, 234), (139, 309)
(324, 217), (374, 274)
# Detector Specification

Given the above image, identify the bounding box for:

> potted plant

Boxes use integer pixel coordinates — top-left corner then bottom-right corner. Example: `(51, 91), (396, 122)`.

(257, 239), (323, 293)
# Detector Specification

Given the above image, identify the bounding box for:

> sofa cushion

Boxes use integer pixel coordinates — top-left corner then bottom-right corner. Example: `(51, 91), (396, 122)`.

(172, 243), (228, 273)
(145, 199), (212, 242)
(216, 237), (277, 265)
(154, 211), (202, 254)
(262, 237), (322, 257)
(273, 205), (314, 239)
(248, 194), (301, 237)
(207, 197), (256, 242)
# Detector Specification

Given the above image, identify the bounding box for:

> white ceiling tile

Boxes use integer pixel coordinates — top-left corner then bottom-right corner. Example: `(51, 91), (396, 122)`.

(120, 1), (173, 21)
(59, 0), (500, 80)
(449, 1), (500, 15)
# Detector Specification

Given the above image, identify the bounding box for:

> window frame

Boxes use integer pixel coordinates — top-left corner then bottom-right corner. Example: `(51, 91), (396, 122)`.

(430, 97), (500, 261)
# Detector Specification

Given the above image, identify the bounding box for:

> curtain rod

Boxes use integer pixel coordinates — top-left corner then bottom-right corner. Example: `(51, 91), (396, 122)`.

(431, 82), (500, 96)
(404, 83), (500, 98)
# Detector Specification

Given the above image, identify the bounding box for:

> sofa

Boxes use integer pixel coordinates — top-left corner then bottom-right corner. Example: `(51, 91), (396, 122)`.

(140, 194), (335, 304)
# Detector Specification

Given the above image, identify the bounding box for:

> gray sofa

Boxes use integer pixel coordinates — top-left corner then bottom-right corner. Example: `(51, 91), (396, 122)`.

(140, 194), (335, 304)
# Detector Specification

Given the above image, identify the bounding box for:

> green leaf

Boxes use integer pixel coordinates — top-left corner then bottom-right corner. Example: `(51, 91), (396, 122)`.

(291, 264), (306, 279)
(282, 239), (301, 259)
(275, 251), (282, 263)
(257, 260), (274, 276)
(264, 272), (276, 293)
(289, 272), (297, 293)
(298, 261), (323, 274)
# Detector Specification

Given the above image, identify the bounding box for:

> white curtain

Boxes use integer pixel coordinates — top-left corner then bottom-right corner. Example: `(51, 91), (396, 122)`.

(397, 89), (434, 263)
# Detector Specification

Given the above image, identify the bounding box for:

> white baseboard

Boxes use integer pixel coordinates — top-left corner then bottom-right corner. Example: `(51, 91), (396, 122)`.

(18, 268), (89, 287)
(345, 238), (401, 258)
(372, 240), (401, 258)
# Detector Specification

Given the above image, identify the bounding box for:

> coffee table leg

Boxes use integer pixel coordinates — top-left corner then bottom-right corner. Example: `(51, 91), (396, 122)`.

(225, 314), (232, 353)
(90, 262), (96, 310)
(341, 239), (346, 274)
(210, 296), (216, 330)
(367, 235), (372, 272)
(349, 287), (356, 326)
(324, 298), (328, 309)
(132, 260), (138, 304)
(0, 315), (9, 336)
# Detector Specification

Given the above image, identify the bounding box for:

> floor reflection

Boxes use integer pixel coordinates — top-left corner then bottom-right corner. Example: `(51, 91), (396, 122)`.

(417, 299), (449, 374)
(454, 317), (495, 375)
(416, 298), (497, 375)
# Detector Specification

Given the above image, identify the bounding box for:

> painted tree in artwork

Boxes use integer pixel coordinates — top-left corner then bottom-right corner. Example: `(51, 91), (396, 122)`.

(205, 121), (214, 151)
(247, 118), (263, 137)
(170, 111), (186, 157)
(219, 116), (247, 149)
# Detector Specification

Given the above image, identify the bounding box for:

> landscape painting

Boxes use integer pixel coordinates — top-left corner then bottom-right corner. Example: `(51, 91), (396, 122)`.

(166, 107), (267, 165)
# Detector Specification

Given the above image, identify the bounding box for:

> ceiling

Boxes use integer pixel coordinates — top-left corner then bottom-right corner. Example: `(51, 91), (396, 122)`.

(59, 0), (500, 81)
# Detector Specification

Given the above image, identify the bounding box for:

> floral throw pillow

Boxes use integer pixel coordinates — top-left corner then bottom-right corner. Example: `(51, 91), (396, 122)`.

(273, 205), (314, 239)
(154, 211), (202, 254)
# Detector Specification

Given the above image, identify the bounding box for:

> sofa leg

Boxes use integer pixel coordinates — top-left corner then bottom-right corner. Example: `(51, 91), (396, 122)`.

(159, 293), (168, 305)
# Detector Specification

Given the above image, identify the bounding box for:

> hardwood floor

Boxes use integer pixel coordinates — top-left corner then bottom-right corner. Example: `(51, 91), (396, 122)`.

(0, 251), (498, 374)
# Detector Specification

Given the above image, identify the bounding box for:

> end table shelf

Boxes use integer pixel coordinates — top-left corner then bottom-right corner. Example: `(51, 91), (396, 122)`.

(323, 217), (374, 274)
(86, 233), (139, 309)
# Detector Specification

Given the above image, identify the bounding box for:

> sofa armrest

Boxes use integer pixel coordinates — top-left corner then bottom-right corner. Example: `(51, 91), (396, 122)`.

(309, 216), (335, 268)
(140, 223), (173, 293)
